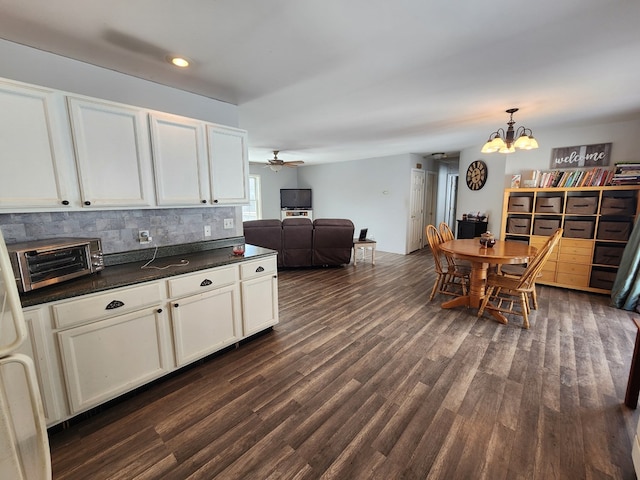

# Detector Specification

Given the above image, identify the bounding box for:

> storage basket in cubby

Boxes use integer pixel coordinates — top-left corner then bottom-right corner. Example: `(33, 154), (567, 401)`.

(506, 217), (531, 234)
(508, 196), (532, 213)
(535, 196), (563, 214)
(593, 245), (625, 266)
(600, 196), (636, 216)
(564, 219), (595, 239)
(597, 221), (632, 241)
(565, 196), (598, 215)
(533, 218), (561, 236)
(589, 269), (617, 290)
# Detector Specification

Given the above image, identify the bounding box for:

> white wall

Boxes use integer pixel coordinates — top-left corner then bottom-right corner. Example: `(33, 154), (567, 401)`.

(458, 116), (640, 238)
(248, 163), (298, 219)
(0, 39), (238, 126)
(296, 153), (423, 254)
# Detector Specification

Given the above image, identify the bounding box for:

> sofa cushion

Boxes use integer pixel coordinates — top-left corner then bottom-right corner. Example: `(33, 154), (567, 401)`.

(312, 219), (355, 266)
(282, 217), (314, 267)
(243, 219), (283, 266)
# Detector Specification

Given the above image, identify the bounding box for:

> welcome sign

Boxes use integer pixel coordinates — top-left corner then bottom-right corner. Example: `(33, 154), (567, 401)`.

(550, 143), (611, 169)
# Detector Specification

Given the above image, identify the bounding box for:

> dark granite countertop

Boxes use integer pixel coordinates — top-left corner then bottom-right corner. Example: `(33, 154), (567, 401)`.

(20, 243), (277, 308)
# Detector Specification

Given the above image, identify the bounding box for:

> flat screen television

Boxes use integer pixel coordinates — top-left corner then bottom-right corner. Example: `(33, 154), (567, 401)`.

(280, 189), (312, 209)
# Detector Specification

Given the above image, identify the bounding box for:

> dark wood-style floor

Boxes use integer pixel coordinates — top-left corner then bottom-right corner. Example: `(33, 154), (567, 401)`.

(49, 248), (640, 479)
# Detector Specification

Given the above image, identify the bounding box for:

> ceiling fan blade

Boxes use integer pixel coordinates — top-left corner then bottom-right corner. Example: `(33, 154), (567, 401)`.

(284, 161), (304, 165)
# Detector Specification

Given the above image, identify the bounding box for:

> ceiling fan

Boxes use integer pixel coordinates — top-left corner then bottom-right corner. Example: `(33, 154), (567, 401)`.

(265, 151), (304, 171)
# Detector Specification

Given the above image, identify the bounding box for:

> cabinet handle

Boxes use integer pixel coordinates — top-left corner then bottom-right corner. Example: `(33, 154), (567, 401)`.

(174, 303), (179, 308)
(256, 266), (265, 273)
(84, 201), (91, 206)
(105, 300), (124, 310)
(273, 275), (277, 279)
(61, 200), (69, 205)
(213, 199), (219, 203)
(200, 279), (212, 287)
(157, 308), (163, 313)
(201, 200), (207, 204)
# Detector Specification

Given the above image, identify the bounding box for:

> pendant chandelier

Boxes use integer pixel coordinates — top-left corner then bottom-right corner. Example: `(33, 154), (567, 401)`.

(481, 108), (539, 154)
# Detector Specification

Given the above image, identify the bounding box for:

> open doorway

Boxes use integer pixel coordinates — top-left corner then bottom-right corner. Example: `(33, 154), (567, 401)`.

(434, 152), (460, 232)
(445, 173), (458, 232)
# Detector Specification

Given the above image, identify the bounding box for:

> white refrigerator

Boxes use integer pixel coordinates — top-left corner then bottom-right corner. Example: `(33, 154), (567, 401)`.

(0, 229), (51, 479)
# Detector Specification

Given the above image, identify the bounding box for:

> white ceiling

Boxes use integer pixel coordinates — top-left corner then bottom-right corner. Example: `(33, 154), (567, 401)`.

(1, 0), (640, 165)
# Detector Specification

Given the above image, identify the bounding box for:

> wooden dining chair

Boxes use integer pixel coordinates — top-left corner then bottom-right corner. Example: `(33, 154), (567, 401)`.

(478, 228), (562, 328)
(425, 224), (469, 301)
(438, 221), (473, 271)
(438, 222), (455, 242)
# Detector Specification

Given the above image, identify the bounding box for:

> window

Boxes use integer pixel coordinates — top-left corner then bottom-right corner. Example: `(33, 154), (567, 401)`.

(242, 174), (262, 222)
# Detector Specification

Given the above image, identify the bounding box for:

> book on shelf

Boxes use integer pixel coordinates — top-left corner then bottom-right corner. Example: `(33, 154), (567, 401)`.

(517, 167), (617, 188)
(611, 162), (640, 185)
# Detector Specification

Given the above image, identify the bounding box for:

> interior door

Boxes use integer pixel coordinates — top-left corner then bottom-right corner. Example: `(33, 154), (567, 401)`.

(408, 169), (426, 253)
(423, 172), (437, 242)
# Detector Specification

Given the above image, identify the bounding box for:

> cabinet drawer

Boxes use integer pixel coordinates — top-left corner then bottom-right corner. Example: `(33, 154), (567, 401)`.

(531, 238), (559, 260)
(167, 265), (238, 298)
(240, 256), (277, 280)
(561, 253), (592, 264)
(541, 260), (556, 273)
(537, 268), (556, 283)
(53, 282), (163, 329)
(557, 262), (591, 276)
(556, 272), (590, 288)
(559, 239), (593, 257)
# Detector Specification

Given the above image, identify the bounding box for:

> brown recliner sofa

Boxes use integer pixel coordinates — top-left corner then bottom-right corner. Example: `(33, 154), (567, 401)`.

(243, 218), (354, 267)
(242, 219), (284, 266)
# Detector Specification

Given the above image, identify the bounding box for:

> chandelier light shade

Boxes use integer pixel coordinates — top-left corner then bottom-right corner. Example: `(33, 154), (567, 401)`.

(481, 108), (539, 154)
(269, 164), (283, 172)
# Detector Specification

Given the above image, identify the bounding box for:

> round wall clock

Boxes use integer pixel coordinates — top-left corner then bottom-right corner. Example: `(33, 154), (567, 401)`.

(466, 160), (488, 191)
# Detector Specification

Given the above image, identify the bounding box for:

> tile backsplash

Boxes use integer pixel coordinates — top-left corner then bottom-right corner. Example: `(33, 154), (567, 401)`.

(0, 207), (243, 254)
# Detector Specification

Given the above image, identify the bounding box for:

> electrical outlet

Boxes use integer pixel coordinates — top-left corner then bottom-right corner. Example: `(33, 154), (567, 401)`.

(223, 218), (234, 229)
(138, 230), (151, 243)
(204, 225), (212, 237)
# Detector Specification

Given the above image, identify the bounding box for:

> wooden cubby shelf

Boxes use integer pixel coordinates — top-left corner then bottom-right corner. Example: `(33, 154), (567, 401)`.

(501, 185), (640, 294)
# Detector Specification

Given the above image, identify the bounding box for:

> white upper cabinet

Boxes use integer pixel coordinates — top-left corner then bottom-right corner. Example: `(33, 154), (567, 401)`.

(150, 116), (250, 207)
(67, 97), (155, 208)
(207, 125), (249, 205)
(0, 81), (77, 209)
(149, 113), (209, 206)
(0, 76), (248, 211)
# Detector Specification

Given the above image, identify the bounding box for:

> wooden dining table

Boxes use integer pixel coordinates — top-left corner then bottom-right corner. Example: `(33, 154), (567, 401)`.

(439, 239), (538, 323)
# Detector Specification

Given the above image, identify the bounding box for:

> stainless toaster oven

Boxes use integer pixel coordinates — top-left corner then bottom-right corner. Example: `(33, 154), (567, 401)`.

(7, 237), (104, 292)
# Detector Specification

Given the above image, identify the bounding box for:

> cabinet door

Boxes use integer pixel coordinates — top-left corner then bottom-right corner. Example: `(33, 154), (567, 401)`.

(57, 306), (170, 413)
(241, 274), (279, 336)
(67, 97), (154, 207)
(170, 284), (242, 366)
(0, 81), (75, 209)
(149, 113), (209, 206)
(207, 125), (249, 204)
(16, 308), (67, 425)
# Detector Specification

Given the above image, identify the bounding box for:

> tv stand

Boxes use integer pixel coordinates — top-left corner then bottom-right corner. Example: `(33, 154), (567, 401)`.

(281, 209), (313, 221)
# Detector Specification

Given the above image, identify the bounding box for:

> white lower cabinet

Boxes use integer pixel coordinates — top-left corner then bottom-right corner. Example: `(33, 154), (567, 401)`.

(57, 305), (171, 414)
(167, 264), (241, 366)
(171, 284), (242, 366)
(240, 257), (279, 336)
(22, 254), (277, 425)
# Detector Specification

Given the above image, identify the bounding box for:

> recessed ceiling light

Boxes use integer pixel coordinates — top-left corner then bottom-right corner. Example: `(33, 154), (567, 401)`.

(168, 56), (190, 68)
